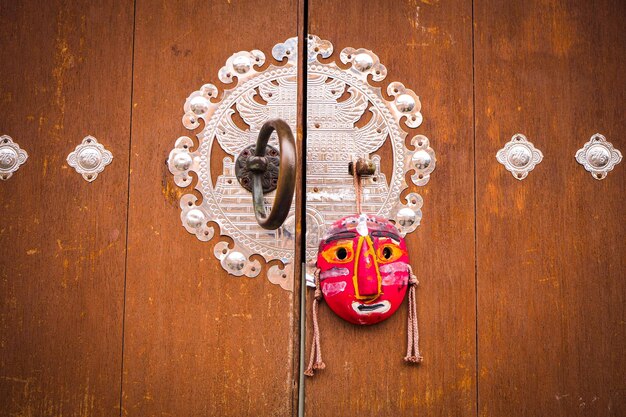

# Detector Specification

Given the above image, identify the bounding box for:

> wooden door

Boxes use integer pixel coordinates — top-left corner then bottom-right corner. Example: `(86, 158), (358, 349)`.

(302, 1), (624, 416)
(474, 0), (626, 415)
(0, 1), (302, 416)
(120, 1), (300, 416)
(304, 0), (477, 416)
(0, 2), (134, 416)
(1, 1), (624, 417)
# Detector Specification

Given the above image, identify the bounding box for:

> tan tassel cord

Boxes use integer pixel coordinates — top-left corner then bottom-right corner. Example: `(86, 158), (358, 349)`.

(304, 268), (325, 376)
(404, 265), (423, 364)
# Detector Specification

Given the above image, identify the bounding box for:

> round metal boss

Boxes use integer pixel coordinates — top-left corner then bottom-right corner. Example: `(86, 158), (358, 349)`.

(235, 143), (280, 194)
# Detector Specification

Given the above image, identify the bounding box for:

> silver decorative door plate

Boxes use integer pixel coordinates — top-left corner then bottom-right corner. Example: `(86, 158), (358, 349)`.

(167, 35), (436, 290)
(496, 133), (543, 180)
(575, 133), (622, 180)
(0, 135), (28, 180)
(67, 136), (113, 182)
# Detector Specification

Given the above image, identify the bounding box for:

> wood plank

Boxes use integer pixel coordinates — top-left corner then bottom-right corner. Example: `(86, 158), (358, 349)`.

(305, 1), (476, 415)
(121, 1), (298, 416)
(474, 1), (626, 415)
(0, 1), (134, 416)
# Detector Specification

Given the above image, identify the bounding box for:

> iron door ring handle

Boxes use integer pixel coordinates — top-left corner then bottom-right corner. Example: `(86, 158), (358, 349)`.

(248, 119), (296, 230)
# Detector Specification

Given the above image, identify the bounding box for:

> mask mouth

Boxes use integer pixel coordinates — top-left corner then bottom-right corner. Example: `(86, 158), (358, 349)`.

(351, 300), (391, 315)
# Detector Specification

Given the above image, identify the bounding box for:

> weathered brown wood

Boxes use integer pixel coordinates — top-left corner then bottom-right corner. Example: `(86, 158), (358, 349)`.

(4, 2), (623, 416)
(0, 1), (134, 416)
(121, 1), (299, 416)
(305, 1), (476, 415)
(474, 1), (626, 415)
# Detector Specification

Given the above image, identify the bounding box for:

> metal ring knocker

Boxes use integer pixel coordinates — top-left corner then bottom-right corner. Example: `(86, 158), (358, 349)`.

(239, 119), (296, 230)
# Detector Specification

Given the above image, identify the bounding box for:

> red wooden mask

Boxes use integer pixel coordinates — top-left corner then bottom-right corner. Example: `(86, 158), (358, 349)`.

(317, 214), (409, 325)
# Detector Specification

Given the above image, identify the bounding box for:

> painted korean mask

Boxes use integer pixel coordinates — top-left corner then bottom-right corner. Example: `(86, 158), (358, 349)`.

(317, 214), (410, 325)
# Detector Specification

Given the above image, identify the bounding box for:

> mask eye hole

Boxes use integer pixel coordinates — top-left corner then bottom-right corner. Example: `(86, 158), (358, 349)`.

(321, 242), (354, 264)
(377, 244), (403, 263)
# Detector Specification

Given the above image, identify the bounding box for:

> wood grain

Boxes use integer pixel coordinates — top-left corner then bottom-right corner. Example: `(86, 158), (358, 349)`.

(474, 0), (626, 415)
(121, 1), (299, 416)
(305, 1), (476, 415)
(0, 1), (134, 416)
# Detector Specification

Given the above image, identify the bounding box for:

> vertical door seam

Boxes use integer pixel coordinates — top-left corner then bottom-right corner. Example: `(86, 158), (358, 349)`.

(471, 0), (479, 416)
(295, 0), (309, 416)
(119, 1), (138, 415)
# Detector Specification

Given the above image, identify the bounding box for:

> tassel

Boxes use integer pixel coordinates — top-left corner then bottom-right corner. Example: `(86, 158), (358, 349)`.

(404, 265), (423, 364)
(304, 269), (325, 376)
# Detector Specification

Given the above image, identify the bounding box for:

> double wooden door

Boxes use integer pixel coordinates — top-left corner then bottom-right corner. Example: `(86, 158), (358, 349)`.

(1, 1), (624, 416)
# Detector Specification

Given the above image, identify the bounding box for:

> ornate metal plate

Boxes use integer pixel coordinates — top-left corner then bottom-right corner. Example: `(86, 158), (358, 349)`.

(496, 133), (543, 180)
(167, 35), (436, 291)
(67, 136), (113, 182)
(575, 133), (622, 180)
(0, 135), (28, 181)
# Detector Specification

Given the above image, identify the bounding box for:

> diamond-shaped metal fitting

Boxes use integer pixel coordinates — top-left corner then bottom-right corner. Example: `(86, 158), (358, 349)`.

(575, 133), (622, 180)
(0, 135), (28, 181)
(67, 136), (113, 182)
(496, 133), (543, 180)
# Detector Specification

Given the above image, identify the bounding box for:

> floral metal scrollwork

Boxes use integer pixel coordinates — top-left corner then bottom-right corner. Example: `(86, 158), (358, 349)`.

(167, 35), (436, 290)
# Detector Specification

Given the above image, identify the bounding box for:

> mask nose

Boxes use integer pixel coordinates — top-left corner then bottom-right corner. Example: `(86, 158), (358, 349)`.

(354, 236), (381, 299)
